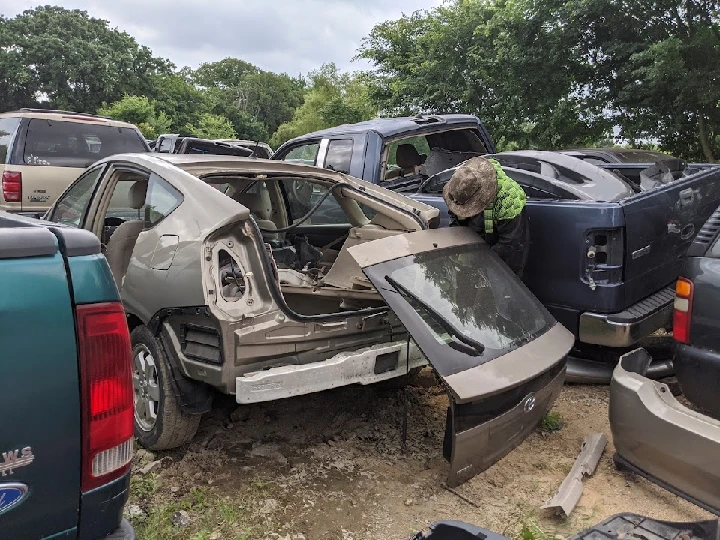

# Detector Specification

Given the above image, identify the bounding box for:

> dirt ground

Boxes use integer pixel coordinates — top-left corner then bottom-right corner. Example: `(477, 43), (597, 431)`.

(126, 370), (712, 540)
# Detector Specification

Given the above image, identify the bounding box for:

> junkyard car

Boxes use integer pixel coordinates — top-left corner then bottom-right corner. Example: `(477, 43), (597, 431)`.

(610, 348), (720, 515)
(44, 153), (573, 486)
(672, 204), (720, 417)
(275, 118), (720, 381)
(154, 134), (272, 159)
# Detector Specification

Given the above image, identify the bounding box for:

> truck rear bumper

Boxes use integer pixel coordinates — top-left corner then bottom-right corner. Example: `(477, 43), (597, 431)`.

(610, 348), (720, 515)
(236, 341), (427, 404)
(578, 286), (674, 347)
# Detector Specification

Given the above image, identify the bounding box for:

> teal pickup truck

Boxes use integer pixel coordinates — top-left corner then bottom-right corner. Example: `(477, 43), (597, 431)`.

(0, 213), (136, 539)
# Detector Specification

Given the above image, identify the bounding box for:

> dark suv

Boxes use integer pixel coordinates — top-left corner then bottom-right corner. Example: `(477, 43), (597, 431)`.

(673, 204), (720, 416)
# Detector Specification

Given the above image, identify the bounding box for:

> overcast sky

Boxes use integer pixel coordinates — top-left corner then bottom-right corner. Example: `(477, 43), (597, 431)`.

(3, 1), (444, 75)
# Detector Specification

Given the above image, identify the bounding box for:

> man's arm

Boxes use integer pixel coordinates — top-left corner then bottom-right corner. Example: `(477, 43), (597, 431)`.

(492, 210), (530, 277)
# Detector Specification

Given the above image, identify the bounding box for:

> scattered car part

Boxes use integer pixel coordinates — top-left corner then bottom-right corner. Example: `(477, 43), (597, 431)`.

(542, 432), (607, 516)
(349, 227), (574, 487)
(412, 514), (720, 540)
(610, 348), (720, 515)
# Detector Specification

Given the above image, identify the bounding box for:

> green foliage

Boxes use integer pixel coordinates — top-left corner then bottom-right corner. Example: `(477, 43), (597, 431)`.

(98, 95), (171, 139)
(270, 63), (375, 147)
(539, 411), (565, 433)
(185, 113), (237, 140)
(0, 6), (167, 114)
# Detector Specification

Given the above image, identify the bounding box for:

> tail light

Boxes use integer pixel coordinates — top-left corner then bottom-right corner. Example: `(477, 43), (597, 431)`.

(583, 228), (624, 287)
(2, 171), (22, 202)
(673, 277), (694, 344)
(77, 302), (134, 492)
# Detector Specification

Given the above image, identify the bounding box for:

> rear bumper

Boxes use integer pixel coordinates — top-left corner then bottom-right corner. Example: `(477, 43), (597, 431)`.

(578, 286), (674, 347)
(236, 341), (427, 404)
(103, 520), (136, 540)
(609, 348), (720, 515)
(675, 343), (720, 417)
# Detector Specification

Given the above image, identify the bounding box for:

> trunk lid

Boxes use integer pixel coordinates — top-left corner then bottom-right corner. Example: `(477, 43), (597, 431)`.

(0, 224), (82, 537)
(348, 227), (574, 485)
(621, 166), (720, 304)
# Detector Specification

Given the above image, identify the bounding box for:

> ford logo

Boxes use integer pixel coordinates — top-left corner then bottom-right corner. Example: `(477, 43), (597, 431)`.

(523, 395), (536, 413)
(0, 483), (29, 516)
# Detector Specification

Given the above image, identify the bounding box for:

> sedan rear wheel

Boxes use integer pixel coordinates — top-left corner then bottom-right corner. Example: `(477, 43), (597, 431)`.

(133, 344), (160, 432)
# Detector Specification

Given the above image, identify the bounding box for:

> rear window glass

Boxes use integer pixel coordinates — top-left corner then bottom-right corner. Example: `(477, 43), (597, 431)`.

(281, 142), (319, 166)
(0, 117), (21, 164)
(324, 139), (353, 174)
(23, 119), (146, 168)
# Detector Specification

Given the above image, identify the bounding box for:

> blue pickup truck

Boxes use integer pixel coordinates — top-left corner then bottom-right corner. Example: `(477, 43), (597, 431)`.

(0, 213), (135, 539)
(274, 115), (720, 379)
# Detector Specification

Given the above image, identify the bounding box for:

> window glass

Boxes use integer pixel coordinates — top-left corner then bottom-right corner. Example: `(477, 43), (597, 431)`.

(324, 139), (353, 174)
(281, 142), (319, 166)
(23, 119), (146, 168)
(48, 167), (103, 227)
(0, 117), (21, 164)
(157, 137), (174, 153)
(146, 175), (183, 225)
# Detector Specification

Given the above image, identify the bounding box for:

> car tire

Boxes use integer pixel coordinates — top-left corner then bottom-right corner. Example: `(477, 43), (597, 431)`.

(131, 325), (201, 450)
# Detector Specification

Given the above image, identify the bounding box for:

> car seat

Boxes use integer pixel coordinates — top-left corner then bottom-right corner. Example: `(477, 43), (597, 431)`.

(396, 144), (426, 177)
(233, 192), (280, 239)
(105, 180), (148, 288)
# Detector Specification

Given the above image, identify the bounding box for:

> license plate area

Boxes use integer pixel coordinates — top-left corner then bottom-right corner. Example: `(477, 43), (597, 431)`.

(374, 351), (399, 374)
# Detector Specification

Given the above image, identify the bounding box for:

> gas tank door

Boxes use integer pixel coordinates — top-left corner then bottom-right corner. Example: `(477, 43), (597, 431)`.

(151, 235), (179, 270)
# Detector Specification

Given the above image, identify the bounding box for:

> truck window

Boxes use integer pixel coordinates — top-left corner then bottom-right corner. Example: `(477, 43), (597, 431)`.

(48, 167), (104, 227)
(323, 139), (353, 174)
(385, 136), (430, 180)
(23, 119), (146, 168)
(0, 117), (21, 163)
(281, 142), (320, 167)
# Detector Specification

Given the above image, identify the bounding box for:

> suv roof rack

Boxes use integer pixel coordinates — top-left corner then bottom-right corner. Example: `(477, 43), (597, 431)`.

(14, 108), (113, 121)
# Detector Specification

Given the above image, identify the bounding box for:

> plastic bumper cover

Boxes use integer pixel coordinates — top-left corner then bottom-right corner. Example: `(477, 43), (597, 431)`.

(236, 341), (427, 404)
(579, 286), (674, 347)
(610, 348), (720, 515)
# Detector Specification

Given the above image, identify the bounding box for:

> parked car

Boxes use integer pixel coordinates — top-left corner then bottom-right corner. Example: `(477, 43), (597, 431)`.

(671, 204), (720, 417)
(154, 134), (272, 159)
(43, 153), (574, 486)
(610, 348), (720, 515)
(0, 108), (149, 214)
(274, 117), (720, 380)
(560, 147), (676, 165)
(0, 213), (135, 539)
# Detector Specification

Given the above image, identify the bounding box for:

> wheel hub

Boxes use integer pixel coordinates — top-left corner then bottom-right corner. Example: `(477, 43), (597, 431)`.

(133, 344), (160, 432)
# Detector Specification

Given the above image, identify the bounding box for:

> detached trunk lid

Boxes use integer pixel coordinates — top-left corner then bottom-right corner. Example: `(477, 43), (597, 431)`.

(622, 166), (720, 304)
(348, 227), (574, 485)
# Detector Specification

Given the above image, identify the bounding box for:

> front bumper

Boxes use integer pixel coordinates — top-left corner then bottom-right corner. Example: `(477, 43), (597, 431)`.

(579, 286), (674, 347)
(235, 341), (427, 404)
(609, 348), (720, 515)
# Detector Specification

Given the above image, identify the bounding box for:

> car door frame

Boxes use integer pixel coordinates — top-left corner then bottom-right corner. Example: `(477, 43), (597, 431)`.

(43, 162), (109, 228)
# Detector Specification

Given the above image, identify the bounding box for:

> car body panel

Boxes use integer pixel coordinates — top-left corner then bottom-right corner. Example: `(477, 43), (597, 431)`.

(610, 348), (720, 515)
(348, 227), (573, 486)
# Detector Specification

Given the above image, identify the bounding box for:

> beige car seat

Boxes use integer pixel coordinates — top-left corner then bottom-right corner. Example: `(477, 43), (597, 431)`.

(105, 181), (148, 287)
(233, 192), (279, 238)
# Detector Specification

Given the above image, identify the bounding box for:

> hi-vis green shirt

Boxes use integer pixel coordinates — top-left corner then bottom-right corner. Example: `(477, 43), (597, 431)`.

(449, 159), (530, 276)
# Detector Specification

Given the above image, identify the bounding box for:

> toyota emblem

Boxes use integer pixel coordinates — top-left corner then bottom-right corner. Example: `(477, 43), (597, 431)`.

(523, 395), (536, 413)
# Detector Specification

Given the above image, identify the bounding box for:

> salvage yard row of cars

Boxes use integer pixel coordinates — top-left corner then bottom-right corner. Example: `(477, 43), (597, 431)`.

(1, 107), (720, 539)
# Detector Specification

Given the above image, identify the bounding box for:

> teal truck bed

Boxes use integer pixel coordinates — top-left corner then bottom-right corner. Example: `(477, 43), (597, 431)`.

(0, 213), (136, 539)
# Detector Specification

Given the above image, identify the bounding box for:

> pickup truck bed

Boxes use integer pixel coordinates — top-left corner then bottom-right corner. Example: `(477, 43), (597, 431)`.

(0, 213), (135, 539)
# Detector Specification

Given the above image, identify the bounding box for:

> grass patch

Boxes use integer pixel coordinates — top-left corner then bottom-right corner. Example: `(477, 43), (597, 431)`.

(130, 473), (157, 501)
(539, 411), (565, 433)
(519, 519), (553, 540)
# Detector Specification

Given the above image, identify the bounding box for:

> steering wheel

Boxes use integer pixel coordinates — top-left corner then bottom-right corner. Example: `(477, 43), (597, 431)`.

(291, 180), (313, 205)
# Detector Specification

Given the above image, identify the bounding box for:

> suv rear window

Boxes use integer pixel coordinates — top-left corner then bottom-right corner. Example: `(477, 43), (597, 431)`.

(23, 119), (147, 168)
(0, 117), (21, 164)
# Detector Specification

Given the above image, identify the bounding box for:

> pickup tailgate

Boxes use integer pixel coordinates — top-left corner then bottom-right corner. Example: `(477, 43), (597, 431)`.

(622, 167), (720, 304)
(0, 223), (81, 537)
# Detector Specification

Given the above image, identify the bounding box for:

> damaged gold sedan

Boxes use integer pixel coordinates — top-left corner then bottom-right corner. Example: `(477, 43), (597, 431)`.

(44, 153), (573, 486)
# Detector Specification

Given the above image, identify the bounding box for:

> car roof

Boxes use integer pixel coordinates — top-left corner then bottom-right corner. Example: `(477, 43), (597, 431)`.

(0, 108), (138, 129)
(286, 114), (481, 141)
(564, 148), (671, 162)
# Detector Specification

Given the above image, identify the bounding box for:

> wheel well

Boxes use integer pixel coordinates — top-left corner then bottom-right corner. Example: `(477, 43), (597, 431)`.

(126, 313), (144, 333)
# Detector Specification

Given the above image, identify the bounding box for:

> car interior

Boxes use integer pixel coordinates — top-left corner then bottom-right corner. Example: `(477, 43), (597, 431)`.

(203, 174), (419, 316)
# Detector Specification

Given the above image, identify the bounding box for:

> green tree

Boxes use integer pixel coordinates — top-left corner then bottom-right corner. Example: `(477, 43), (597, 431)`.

(184, 113), (237, 139)
(151, 73), (209, 134)
(271, 64), (375, 147)
(98, 95), (172, 139)
(0, 6), (168, 114)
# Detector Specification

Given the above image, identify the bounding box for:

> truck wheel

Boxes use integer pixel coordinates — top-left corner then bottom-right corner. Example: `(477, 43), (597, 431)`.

(131, 326), (201, 450)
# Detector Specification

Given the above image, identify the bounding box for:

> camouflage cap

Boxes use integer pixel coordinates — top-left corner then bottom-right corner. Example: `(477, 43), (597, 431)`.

(442, 157), (498, 219)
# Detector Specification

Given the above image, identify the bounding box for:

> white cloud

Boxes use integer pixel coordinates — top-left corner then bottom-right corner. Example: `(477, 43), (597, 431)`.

(2, 0), (444, 74)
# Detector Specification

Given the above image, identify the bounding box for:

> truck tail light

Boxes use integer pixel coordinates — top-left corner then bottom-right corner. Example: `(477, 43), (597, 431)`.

(2, 171), (22, 202)
(673, 277), (694, 344)
(77, 302), (134, 492)
(583, 228), (625, 286)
